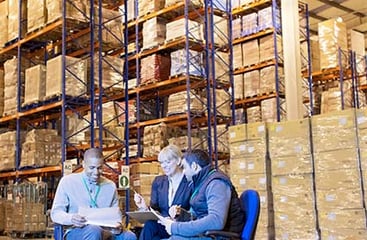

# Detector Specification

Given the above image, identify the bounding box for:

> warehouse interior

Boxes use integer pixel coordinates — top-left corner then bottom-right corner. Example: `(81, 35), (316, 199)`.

(0, 0), (366, 239)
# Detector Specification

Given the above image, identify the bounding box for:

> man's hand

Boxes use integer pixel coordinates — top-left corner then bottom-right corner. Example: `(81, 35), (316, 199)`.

(71, 214), (87, 227)
(134, 192), (147, 210)
(158, 217), (174, 235)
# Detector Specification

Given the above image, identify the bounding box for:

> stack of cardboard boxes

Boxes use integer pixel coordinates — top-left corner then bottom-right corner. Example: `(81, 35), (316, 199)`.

(228, 122), (273, 239)
(269, 120), (317, 239)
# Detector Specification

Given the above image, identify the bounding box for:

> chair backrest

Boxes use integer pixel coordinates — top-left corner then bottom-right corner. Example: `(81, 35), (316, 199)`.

(240, 189), (261, 240)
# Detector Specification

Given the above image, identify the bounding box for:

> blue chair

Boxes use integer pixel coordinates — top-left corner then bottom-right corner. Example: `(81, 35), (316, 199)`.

(204, 189), (261, 240)
(53, 224), (64, 240)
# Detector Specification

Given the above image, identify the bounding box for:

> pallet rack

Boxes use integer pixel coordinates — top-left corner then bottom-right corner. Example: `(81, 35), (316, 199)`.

(232, 0), (285, 123)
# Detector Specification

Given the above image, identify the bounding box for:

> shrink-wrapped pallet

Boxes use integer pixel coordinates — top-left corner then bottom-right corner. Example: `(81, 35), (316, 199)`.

(27, 0), (46, 33)
(202, 88), (231, 117)
(8, 0), (27, 42)
(115, 99), (156, 124)
(211, 15), (228, 46)
(92, 54), (124, 90)
(21, 129), (61, 168)
(320, 83), (353, 114)
(261, 98), (281, 122)
(246, 106), (261, 123)
(23, 64), (46, 106)
(233, 44), (242, 69)
(167, 91), (204, 115)
(318, 18), (347, 69)
(348, 29), (366, 85)
(97, 7), (124, 50)
(241, 13), (257, 36)
(259, 34), (282, 63)
(259, 66), (284, 94)
(166, 18), (203, 42)
(0, 131), (24, 171)
(301, 39), (320, 72)
(215, 51), (230, 83)
(138, 0), (165, 17)
(46, 0), (89, 24)
(45, 55), (87, 99)
(258, 6), (281, 31)
(140, 54), (171, 84)
(170, 49), (203, 76)
(232, 17), (242, 39)
(142, 17), (166, 49)
(242, 39), (259, 66)
(0, 70), (4, 116)
(233, 74), (243, 99)
(244, 70), (260, 97)
(143, 123), (175, 157)
(3, 57), (30, 115)
(0, 0), (8, 47)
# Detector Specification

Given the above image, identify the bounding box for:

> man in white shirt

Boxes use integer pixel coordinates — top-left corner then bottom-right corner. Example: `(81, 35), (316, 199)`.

(51, 148), (136, 240)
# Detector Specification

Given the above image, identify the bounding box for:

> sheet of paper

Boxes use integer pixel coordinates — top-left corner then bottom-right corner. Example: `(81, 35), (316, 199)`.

(79, 207), (122, 228)
(149, 207), (165, 221)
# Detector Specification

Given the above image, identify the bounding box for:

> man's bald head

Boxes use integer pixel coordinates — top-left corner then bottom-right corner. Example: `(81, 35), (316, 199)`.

(83, 148), (104, 183)
(84, 148), (104, 162)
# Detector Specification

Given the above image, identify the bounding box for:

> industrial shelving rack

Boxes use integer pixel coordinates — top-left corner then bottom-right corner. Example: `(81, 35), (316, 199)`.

(232, 0), (285, 123)
(120, 0), (234, 166)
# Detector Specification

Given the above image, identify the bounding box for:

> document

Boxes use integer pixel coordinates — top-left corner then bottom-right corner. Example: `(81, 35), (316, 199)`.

(78, 207), (122, 228)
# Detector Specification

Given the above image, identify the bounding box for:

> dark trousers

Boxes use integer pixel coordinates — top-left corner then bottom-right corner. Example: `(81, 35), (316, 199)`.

(139, 220), (170, 240)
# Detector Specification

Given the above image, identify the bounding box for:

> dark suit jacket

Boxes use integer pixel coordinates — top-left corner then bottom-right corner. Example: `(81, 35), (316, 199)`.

(150, 175), (192, 217)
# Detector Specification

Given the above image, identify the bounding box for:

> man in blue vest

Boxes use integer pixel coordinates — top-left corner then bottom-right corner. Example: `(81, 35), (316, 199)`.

(159, 149), (244, 239)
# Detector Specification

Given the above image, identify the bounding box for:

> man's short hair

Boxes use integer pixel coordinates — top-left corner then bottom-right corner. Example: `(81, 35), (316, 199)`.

(183, 149), (211, 167)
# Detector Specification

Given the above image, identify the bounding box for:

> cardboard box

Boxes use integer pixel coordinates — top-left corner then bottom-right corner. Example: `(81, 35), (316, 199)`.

(27, 0), (46, 33)
(230, 173), (268, 192)
(8, 0), (27, 42)
(246, 106), (261, 123)
(166, 18), (203, 41)
(271, 155), (312, 175)
(315, 168), (362, 190)
(24, 64), (46, 105)
(0, 0), (8, 47)
(317, 187), (364, 210)
(320, 228), (367, 240)
(45, 55), (87, 99)
(243, 70), (260, 97)
(318, 18), (348, 69)
(314, 148), (359, 171)
(233, 74), (243, 99)
(230, 140), (266, 159)
(230, 157), (266, 175)
(318, 209), (366, 230)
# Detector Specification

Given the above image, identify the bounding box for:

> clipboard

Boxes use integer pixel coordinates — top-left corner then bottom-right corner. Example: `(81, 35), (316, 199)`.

(126, 211), (160, 224)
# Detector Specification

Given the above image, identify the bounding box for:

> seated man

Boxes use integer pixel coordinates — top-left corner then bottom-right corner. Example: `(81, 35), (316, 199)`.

(159, 149), (245, 239)
(51, 148), (136, 240)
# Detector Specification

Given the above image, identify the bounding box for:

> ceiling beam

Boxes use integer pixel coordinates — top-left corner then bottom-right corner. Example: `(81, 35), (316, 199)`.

(309, 11), (328, 21)
(316, 0), (366, 18)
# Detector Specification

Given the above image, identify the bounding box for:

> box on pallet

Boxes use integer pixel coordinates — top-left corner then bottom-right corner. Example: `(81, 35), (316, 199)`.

(8, 0), (27, 42)
(27, 0), (47, 33)
(318, 18), (348, 69)
(23, 64), (46, 106)
(46, 55), (87, 99)
(0, 0), (8, 47)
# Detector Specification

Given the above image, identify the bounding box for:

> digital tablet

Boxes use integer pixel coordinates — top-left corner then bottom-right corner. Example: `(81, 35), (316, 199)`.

(126, 211), (160, 224)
